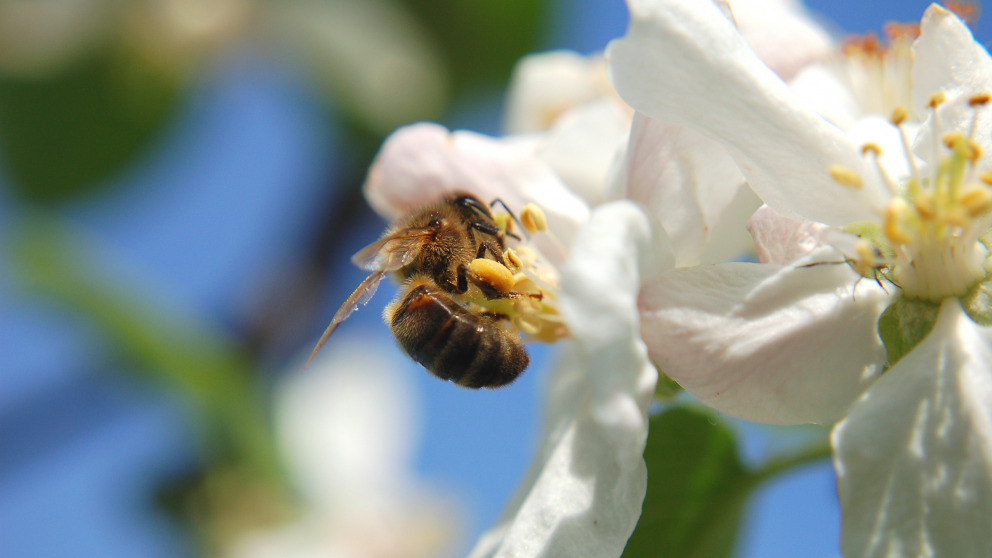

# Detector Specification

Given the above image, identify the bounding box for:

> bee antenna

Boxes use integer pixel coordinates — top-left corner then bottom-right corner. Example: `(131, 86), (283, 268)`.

(489, 198), (526, 233)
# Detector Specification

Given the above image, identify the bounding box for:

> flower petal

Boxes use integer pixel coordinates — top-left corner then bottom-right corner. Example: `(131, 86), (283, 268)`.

(726, 0), (834, 81)
(617, 112), (760, 267)
(639, 257), (888, 424)
(746, 204), (833, 265)
(469, 201), (664, 558)
(363, 122), (590, 260)
(502, 50), (616, 134)
(832, 299), (992, 558)
(912, 5), (992, 169)
(537, 98), (632, 206)
(607, 0), (887, 225)
(275, 334), (420, 506)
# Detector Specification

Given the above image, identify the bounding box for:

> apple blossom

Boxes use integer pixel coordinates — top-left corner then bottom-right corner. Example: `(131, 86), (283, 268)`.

(608, 0), (992, 555)
(362, 120), (670, 557)
(227, 336), (460, 558)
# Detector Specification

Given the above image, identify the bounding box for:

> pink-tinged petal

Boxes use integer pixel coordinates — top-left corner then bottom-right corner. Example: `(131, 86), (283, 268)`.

(747, 204), (833, 265)
(912, 5), (992, 169)
(618, 112), (760, 267)
(363, 122), (590, 258)
(640, 258), (888, 424)
(726, 0), (834, 80)
(607, 0), (887, 225)
(470, 202), (665, 558)
(833, 300), (992, 558)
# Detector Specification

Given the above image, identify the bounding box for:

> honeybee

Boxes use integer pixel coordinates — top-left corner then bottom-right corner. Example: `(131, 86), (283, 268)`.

(307, 193), (530, 388)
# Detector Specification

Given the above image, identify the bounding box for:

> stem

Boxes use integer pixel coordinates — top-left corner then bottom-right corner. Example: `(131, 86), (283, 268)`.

(748, 439), (833, 487)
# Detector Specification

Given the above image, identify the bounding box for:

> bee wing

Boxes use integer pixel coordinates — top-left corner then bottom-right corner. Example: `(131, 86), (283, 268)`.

(304, 269), (387, 370)
(351, 229), (431, 271)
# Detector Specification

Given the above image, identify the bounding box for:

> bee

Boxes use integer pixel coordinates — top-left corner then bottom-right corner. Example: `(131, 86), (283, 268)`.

(307, 193), (530, 388)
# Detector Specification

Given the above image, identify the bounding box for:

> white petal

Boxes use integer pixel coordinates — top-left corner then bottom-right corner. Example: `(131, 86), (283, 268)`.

(912, 5), (992, 169)
(275, 333), (420, 508)
(537, 98), (632, 206)
(639, 258), (888, 424)
(833, 300), (992, 558)
(607, 0), (886, 225)
(726, 0), (834, 80)
(617, 113), (759, 267)
(789, 63), (862, 130)
(470, 202), (665, 558)
(502, 50), (615, 134)
(363, 122), (591, 260)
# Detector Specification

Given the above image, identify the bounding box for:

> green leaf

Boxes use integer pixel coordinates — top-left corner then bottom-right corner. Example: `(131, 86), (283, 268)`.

(624, 408), (833, 558)
(8, 216), (280, 479)
(877, 296), (941, 367)
(623, 407), (749, 558)
(961, 276), (992, 326)
(0, 50), (182, 203)
(401, 0), (546, 94)
(653, 365), (684, 402)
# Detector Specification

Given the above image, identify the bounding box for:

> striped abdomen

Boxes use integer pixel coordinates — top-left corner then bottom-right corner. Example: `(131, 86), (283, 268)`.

(389, 283), (529, 389)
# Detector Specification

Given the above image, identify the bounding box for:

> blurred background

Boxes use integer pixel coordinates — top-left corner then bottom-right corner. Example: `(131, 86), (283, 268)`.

(1, 1), (987, 557)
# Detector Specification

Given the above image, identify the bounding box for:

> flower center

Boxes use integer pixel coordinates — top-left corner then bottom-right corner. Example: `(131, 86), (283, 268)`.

(837, 23), (918, 119)
(838, 93), (992, 302)
(465, 204), (568, 342)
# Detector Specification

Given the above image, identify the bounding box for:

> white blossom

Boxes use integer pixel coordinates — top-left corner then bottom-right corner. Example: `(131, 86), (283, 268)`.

(227, 336), (460, 558)
(363, 119), (669, 557)
(608, 1), (992, 555)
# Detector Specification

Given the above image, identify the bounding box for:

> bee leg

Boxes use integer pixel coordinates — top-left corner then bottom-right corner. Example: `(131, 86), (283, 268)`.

(456, 262), (507, 299)
(476, 241), (507, 265)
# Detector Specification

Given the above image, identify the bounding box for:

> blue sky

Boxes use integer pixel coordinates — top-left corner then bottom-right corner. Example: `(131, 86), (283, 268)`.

(1, 1), (985, 557)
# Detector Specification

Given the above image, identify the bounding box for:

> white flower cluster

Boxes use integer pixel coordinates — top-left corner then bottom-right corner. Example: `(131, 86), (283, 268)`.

(349, 1), (992, 557)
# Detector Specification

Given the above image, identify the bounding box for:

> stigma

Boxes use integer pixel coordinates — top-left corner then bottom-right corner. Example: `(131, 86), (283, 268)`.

(841, 93), (992, 301)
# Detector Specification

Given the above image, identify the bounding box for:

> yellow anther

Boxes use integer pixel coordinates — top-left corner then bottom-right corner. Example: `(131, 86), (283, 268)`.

(943, 131), (966, 149)
(890, 106), (909, 125)
(884, 198), (914, 244)
(469, 258), (515, 294)
(928, 92), (947, 108)
(980, 171), (992, 185)
(503, 248), (523, 272)
(914, 191), (936, 220)
(494, 213), (513, 235)
(969, 92), (992, 106)
(946, 207), (969, 228)
(829, 164), (864, 188)
(520, 203), (548, 233)
(960, 187), (992, 217)
(862, 143), (883, 156)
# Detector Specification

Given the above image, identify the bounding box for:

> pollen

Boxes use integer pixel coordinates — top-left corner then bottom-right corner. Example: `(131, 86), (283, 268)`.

(520, 203), (548, 233)
(469, 258), (515, 294)
(856, 90), (992, 301)
(503, 248), (524, 272)
(470, 202), (568, 342)
(830, 164), (864, 188)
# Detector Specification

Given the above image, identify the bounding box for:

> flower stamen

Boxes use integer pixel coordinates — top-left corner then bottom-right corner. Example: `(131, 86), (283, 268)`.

(836, 91), (992, 301)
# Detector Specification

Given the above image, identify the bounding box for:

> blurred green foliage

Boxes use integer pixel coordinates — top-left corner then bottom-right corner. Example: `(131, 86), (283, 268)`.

(0, 51), (183, 203)
(0, 0), (546, 205)
(9, 216), (280, 480)
(623, 406), (831, 558)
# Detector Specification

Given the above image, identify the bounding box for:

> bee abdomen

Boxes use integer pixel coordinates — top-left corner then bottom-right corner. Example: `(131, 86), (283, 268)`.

(390, 284), (529, 389)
